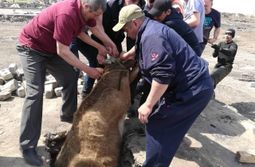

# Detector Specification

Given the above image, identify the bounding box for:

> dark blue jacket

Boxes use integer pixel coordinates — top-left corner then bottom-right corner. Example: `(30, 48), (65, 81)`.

(164, 9), (202, 56)
(136, 18), (212, 102)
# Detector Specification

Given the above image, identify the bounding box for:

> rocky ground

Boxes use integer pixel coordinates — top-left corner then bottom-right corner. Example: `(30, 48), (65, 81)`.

(0, 13), (255, 167)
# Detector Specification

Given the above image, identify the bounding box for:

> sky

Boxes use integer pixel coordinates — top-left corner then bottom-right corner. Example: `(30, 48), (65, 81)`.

(213, 0), (255, 16)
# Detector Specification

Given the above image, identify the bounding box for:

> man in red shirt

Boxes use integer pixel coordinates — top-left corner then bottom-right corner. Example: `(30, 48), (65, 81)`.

(16, 0), (118, 165)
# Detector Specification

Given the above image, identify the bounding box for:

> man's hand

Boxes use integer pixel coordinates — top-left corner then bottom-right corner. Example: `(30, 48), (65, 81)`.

(97, 45), (108, 57)
(85, 67), (103, 79)
(138, 103), (153, 124)
(97, 54), (106, 64)
(120, 51), (134, 61)
(211, 44), (219, 50)
(105, 43), (119, 57)
(208, 38), (217, 44)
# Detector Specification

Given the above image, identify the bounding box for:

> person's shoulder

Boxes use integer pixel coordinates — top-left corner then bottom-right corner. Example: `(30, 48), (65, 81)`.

(232, 41), (238, 47)
(211, 8), (221, 15)
(107, 0), (122, 8)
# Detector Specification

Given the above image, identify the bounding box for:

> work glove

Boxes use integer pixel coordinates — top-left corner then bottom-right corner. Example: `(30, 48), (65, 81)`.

(212, 51), (219, 58)
(211, 44), (220, 50)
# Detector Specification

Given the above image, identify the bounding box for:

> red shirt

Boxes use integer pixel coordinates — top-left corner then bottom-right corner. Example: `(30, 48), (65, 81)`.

(19, 0), (95, 54)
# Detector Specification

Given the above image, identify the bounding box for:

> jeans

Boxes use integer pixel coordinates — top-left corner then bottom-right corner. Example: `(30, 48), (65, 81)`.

(70, 37), (98, 94)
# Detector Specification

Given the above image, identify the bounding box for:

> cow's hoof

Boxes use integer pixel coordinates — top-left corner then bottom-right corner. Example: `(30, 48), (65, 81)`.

(22, 148), (43, 166)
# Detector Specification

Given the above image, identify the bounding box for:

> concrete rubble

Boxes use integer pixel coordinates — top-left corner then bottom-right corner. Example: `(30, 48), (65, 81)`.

(0, 63), (86, 101)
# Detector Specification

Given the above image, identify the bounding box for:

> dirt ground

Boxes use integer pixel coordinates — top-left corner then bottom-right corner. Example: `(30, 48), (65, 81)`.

(0, 13), (255, 167)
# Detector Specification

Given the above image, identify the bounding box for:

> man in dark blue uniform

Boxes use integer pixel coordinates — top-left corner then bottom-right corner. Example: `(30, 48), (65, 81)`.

(113, 4), (213, 166)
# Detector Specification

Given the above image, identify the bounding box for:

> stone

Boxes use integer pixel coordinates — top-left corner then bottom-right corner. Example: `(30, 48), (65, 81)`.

(0, 77), (5, 85)
(8, 63), (18, 75)
(1, 79), (18, 92)
(45, 84), (55, 99)
(249, 82), (255, 88)
(236, 150), (255, 164)
(16, 86), (26, 98)
(54, 87), (62, 97)
(0, 68), (13, 81)
(0, 90), (12, 101)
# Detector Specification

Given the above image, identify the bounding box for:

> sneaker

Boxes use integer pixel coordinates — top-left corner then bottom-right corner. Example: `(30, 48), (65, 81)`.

(22, 148), (43, 166)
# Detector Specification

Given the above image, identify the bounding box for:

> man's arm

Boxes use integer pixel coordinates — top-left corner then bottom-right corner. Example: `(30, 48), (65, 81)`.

(56, 41), (102, 79)
(77, 31), (108, 56)
(211, 43), (220, 57)
(208, 27), (220, 44)
(120, 46), (136, 61)
(138, 80), (168, 124)
(89, 15), (119, 57)
(185, 12), (200, 28)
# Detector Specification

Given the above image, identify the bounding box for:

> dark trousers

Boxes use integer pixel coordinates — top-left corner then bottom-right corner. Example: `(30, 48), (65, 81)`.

(70, 37), (98, 94)
(17, 45), (79, 150)
(210, 64), (232, 88)
(142, 80), (213, 167)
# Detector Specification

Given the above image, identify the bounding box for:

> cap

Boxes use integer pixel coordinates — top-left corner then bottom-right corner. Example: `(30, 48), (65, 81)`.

(225, 28), (235, 38)
(148, 0), (172, 17)
(112, 4), (144, 32)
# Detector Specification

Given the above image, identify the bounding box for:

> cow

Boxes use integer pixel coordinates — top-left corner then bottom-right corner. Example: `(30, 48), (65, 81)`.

(54, 58), (138, 167)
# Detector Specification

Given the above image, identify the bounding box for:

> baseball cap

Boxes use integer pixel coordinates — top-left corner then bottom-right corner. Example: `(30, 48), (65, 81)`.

(112, 4), (144, 32)
(148, 0), (172, 17)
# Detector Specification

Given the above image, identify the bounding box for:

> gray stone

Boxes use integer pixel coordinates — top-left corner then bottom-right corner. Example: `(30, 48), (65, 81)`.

(236, 150), (255, 164)
(45, 84), (55, 99)
(249, 82), (255, 88)
(8, 63), (18, 75)
(54, 87), (62, 97)
(1, 79), (18, 92)
(16, 86), (25, 98)
(0, 90), (12, 101)
(0, 77), (5, 85)
(0, 68), (13, 81)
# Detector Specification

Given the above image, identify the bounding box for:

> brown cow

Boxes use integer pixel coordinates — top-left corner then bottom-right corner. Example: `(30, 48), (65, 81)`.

(54, 59), (138, 167)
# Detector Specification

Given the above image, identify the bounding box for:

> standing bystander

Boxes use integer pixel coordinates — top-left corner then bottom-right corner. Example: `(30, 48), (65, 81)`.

(183, 0), (205, 50)
(201, 0), (221, 52)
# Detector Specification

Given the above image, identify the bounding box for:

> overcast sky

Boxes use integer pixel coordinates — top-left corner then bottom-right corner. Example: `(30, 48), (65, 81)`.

(213, 0), (255, 16)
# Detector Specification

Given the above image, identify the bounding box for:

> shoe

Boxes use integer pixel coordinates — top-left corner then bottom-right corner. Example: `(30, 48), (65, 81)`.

(22, 148), (43, 166)
(60, 116), (73, 123)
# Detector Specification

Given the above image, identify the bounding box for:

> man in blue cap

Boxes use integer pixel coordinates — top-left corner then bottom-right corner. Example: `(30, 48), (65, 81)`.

(113, 4), (213, 166)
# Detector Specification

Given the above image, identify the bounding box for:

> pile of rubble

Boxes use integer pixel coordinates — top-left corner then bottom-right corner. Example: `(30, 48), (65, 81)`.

(0, 63), (85, 101)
